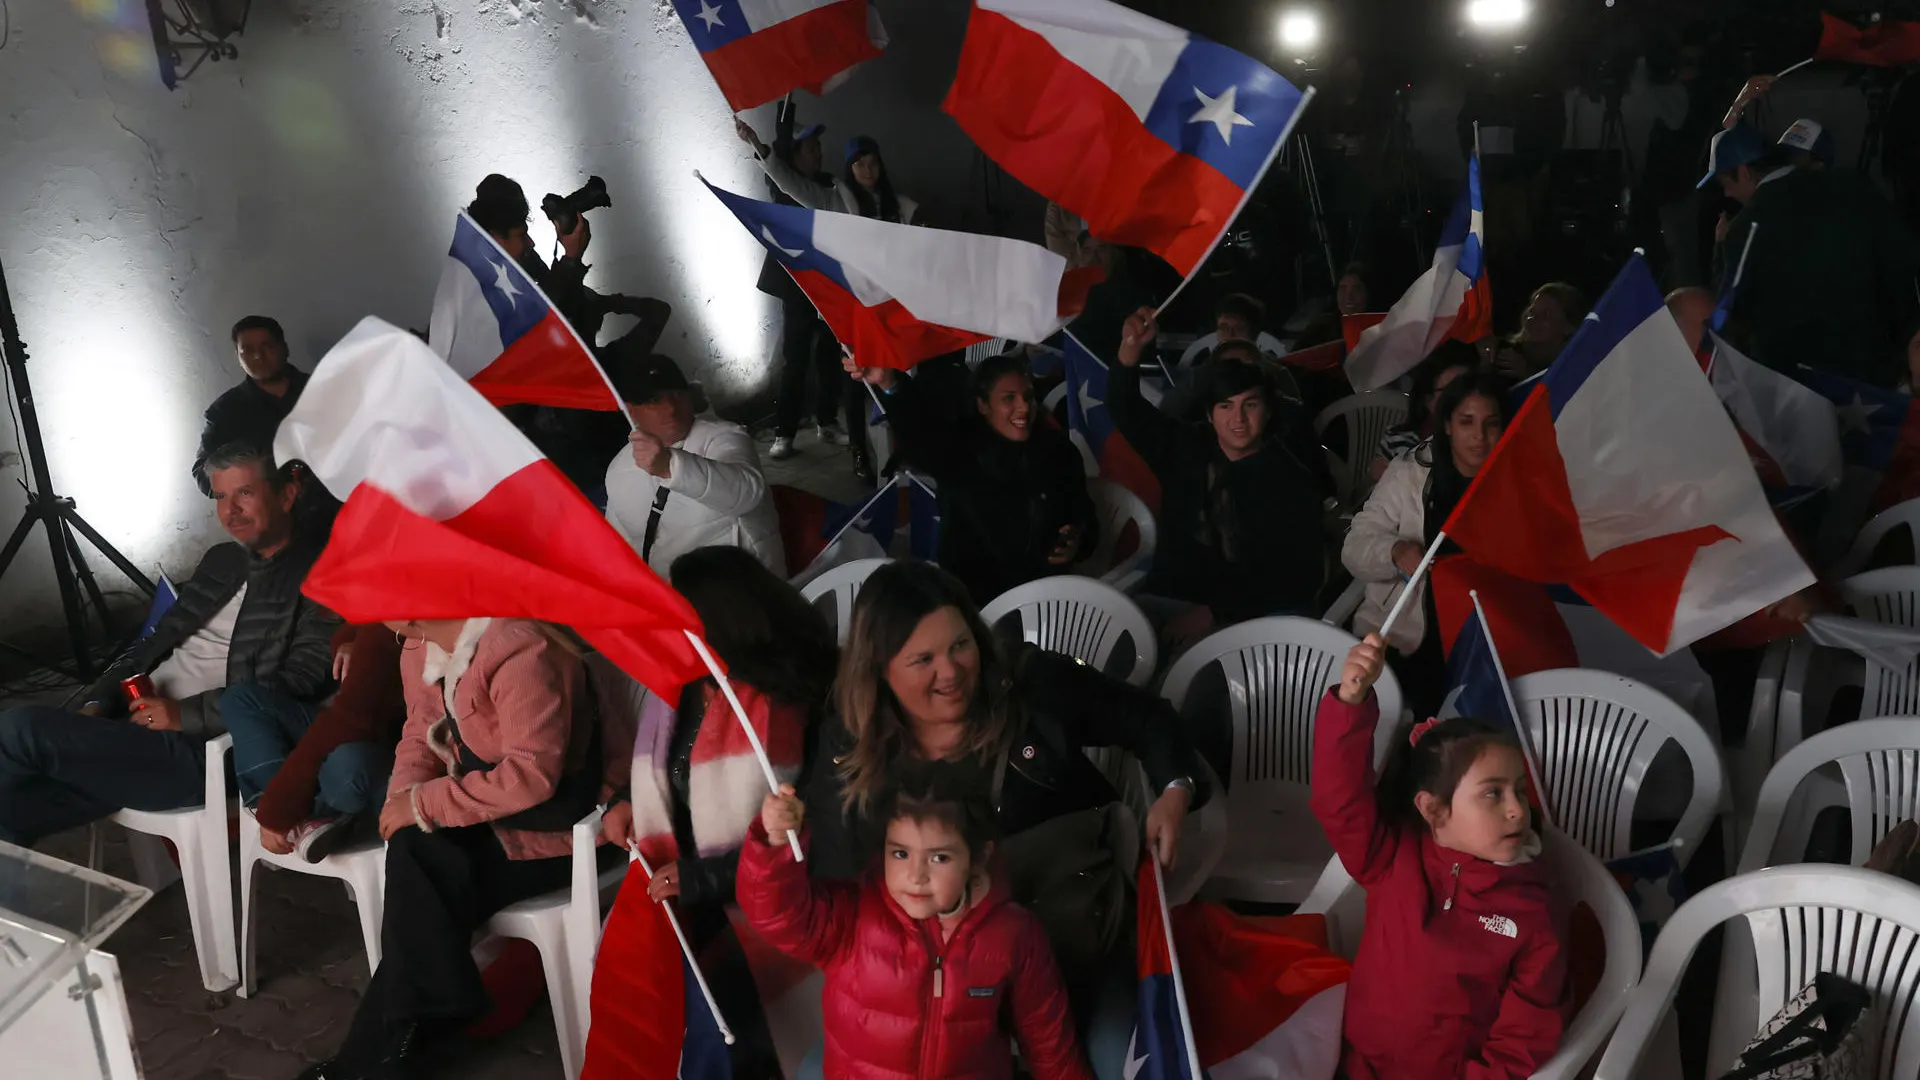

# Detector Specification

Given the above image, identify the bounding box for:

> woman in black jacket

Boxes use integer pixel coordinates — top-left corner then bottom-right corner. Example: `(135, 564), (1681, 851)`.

(1111, 307), (1329, 649)
(846, 352), (1098, 605)
(798, 560), (1207, 1079)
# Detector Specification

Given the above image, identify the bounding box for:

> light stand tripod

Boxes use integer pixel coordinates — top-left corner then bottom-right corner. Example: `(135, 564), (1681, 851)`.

(0, 256), (155, 681)
(1282, 133), (1341, 295)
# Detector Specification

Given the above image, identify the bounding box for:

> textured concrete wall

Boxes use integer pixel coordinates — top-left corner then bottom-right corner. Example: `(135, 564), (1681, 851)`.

(0, 0), (991, 636)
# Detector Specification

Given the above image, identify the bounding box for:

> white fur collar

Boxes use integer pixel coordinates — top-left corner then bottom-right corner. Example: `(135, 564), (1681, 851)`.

(420, 618), (492, 718)
(1497, 827), (1544, 867)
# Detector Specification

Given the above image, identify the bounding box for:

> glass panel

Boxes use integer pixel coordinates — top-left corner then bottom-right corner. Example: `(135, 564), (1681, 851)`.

(0, 840), (151, 1033)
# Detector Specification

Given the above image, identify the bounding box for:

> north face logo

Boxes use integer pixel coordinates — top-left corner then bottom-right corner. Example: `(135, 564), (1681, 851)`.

(1478, 914), (1518, 938)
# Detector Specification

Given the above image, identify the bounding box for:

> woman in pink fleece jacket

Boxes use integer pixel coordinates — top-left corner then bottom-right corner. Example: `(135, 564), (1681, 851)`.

(299, 617), (619, 1080)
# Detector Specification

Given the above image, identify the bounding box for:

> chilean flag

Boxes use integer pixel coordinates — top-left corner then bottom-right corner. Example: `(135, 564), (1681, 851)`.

(943, 0), (1309, 278)
(1062, 333), (1162, 516)
(1442, 255), (1814, 656)
(274, 318), (708, 702)
(705, 176), (1101, 370)
(672, 0), (886, 112)
(1344, 155), (1492, 392)
(1706, 334), (1843, 502)
(580, 866), (733, 1080)
(1815, 12), (1920, 67)
(427, 213), (621, 412)
(1132, 856), (1348, 1080)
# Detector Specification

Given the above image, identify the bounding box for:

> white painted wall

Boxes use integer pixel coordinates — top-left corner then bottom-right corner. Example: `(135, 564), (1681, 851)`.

(0, 0), (987, 634)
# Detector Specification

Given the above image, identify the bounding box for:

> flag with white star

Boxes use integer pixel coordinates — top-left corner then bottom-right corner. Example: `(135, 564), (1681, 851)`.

(943, 0), (1310, 278)
(670, 0), (886, 111)
(426, 212), (621, 412)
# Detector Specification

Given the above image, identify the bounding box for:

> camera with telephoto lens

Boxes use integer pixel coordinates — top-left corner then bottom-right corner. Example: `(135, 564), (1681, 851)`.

(541, 176), (611, 238)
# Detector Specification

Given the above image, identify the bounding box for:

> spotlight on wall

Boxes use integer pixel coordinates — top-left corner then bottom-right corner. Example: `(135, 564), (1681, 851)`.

(1465, 0), (1529, 33)
(1278, 9), (1322, 54)
(144, 0), (252, 90)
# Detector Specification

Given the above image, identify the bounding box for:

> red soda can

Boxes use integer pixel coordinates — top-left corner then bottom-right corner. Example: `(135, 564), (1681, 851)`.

(121, 674), (156, 705)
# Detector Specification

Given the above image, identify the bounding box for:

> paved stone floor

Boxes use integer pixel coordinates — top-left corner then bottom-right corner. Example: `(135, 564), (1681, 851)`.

(42, 828), (565, 1080)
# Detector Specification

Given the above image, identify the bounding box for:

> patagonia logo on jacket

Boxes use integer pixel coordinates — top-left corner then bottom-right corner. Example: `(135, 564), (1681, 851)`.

(1478, 914), (1518, 939)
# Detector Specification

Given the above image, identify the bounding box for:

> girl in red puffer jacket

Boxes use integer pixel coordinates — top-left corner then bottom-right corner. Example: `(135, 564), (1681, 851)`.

(1310, 635), (1569, 1080)
(738, 764), (1091, 1080)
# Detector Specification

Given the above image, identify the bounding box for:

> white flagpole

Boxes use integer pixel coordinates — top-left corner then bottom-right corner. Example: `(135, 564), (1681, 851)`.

(1730, 222), (1759, 291)
(629, 841), (738, 1045)
(683, 630), (806, 863)
(1378, 531), (1449, 643)
(1467, 589), (1555, 831)
(1151, 857), (1205, 1080)
(1155, 86), (1318, 318)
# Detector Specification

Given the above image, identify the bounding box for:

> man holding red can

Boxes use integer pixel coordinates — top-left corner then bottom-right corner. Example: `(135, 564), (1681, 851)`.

(0, 442), (340, 847)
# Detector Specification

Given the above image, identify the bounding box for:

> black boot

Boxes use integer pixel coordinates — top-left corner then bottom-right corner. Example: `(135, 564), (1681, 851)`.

(852, 448), (875, 485)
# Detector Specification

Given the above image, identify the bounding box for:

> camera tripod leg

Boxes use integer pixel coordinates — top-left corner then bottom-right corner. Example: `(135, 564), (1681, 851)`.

(60, 517), (117, 644)
(0, 492), (97, 680)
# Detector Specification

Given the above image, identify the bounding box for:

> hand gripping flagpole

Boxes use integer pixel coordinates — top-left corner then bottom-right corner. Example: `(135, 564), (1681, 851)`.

(1154, 85), (1318, 318)
(1150, 857), (1205, 1080)
(1376, 531), (1449, 643)
(629, 841), (737, 1045)
(683, 630), (807, 862)
(1467, 589), (1555, 832)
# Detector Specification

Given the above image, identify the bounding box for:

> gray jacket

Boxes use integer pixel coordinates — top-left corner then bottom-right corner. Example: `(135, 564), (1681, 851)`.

(85, 539), (340, 737)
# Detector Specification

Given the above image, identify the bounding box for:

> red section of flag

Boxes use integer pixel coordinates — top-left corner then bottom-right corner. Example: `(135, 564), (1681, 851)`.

(1447, 272), (1495, 345)
(1099, 433), (1162, 519)
(941, 9), (1246, 277)
(772, 485), (830, 573)
(468, 309), (619, 411)
(1278, 339), (1347, 373)
(1872, 405), (1920, 513)
(700, 0), (882, 111)
(1342, 312), (1389, 353)
(790, 267), (989, 371)
(1815, 13), (1920, 67)
(581, 874), (684, 1080)
(1443, 384), (1731, 653)
(305, 461), (708, 702)
(1430, 557), (1578, 677)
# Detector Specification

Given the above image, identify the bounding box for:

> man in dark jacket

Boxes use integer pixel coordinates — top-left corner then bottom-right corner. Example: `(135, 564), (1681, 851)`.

(1704, 124), (1920, 385)
(192, 316), (309, 496)
(0, 443), (340, 846)
(1112, 307), (1327, 648)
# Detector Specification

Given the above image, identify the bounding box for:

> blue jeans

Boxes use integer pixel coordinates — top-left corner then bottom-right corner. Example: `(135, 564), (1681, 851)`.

(221, 684), (390, 817)
(0, 705), (206, 846)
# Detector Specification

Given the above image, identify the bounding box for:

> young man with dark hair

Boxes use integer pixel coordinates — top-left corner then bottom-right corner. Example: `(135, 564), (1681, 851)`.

(192, 316), (307, 496)
(0, 444), (341, 847)
(1111, 308), (1327, 650)
(1214, 292), (1267, 345)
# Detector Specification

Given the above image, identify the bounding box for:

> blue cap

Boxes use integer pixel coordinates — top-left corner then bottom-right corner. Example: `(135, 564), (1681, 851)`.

(1777, 118), (1835, 166)
(793, 123), (825, 143)
(845, 134), (880, 166)
(1698, 124), (1767, 189)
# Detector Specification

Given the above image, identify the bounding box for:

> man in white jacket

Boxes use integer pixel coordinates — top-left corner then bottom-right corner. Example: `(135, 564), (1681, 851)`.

(605, 355), (786, 577)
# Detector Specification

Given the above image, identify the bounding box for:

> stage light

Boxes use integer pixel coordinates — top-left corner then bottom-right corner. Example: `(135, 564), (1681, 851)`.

(1466, 0), (1529, 32)
(1278, 10), (1321, 53)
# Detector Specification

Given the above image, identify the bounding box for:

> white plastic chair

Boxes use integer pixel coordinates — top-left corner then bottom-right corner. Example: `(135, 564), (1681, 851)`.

(980, 575), (1157, 687)
(1835, 495), (1920, 577)
(1313, 390), (1408, 510)
(1727, 638), (1793, 860)
(484, 808), (625, 1080)
(1071, 478), (1157, 593)
(798, 557), (891, 645)
(1175, 330), (1288, 375)
(1298, 827), (1642, 1080)
(1594, 865), (1920, 1080)
(1737, 717), (1920, 874)
(1162, 616), (1403, 904)
(235, 810), (386, 998)
(108, 733), (238, 992)
(1509, 670), (1725, 865)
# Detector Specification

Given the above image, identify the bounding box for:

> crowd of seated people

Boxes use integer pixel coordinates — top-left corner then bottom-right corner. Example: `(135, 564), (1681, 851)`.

(19, 72), (1920, 1080)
